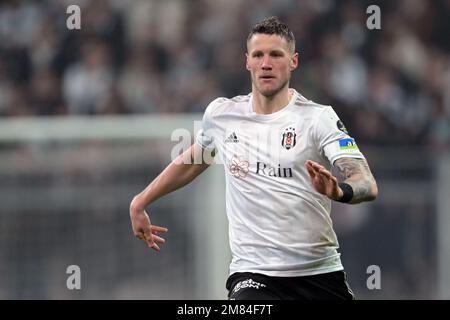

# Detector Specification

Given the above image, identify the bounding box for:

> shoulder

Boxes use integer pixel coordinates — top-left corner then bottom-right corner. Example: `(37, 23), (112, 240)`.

(203, 94), (250, 117)
(290, 91), (343, 132)
(292, 92), (331, 112)
(290, 91), (336, 122)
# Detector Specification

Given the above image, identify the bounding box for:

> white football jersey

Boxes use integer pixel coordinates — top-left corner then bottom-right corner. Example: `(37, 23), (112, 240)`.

(196, 89), (365, 277)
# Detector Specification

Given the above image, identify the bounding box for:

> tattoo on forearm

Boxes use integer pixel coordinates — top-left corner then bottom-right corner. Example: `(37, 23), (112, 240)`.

(334, 158), (377, 203)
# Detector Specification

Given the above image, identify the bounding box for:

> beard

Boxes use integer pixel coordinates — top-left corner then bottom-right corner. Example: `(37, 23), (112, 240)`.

(254, 76), (290, 98)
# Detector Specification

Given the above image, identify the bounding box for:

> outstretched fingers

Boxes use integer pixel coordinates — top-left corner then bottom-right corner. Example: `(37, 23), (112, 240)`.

(152, 234), (166, 244)
(151, 225), (168, 235)
(306, 160), (329, 178)
(318, 167), (332, 180)
(142, 228), (155, 248)
(307, 160), (338, 186)
(148, 241), (161, 252)
(305, 160), (317, 180)
(319, 167), (339, 187)
(140, 225), (168, 252)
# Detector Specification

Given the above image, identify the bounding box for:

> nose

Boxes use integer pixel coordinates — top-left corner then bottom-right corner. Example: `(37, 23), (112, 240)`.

(261, 54), (272, 70)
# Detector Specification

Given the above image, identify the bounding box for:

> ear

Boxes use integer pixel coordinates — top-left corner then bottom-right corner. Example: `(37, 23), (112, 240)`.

(290, 52), (299, 71)
(245, 53), (251, 71)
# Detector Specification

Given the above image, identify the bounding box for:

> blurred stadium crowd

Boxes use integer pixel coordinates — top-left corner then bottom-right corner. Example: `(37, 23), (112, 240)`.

(0, 0), (447, 299)
(0, 0), (449, 148)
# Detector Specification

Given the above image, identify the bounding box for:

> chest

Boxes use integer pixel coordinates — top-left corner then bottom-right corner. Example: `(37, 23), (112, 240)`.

(216, 120), (316, 176)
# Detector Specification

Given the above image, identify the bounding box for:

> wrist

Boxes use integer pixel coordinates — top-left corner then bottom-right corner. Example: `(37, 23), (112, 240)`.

(130, 195), (147, 213)
(336, 182), (354, 203)
(333, 187), (344, 201)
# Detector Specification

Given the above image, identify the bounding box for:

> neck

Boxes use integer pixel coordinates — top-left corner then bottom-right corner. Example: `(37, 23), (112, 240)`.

(252, 85), (293, 115)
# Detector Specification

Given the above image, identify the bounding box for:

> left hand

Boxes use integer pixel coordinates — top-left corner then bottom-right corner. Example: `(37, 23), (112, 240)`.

(305, 160), (343, 201)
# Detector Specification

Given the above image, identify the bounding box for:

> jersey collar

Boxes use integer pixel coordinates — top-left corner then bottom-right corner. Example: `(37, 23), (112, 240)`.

(247, 89), (299, 122)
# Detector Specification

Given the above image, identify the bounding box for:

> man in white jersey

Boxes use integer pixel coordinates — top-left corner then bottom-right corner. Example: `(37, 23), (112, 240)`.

(129, 16), (378, 300)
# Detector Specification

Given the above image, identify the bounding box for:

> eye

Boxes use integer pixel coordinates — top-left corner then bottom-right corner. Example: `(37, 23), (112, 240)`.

(252, 52), (263, 58)
(271, 51), (284, 58)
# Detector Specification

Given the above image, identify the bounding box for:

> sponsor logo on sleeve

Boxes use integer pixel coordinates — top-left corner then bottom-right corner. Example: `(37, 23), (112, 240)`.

(339, 138), (358, 150)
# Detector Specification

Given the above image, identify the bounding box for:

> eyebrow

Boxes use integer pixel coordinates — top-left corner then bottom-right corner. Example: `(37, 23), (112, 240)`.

(251, 49), (286, 56)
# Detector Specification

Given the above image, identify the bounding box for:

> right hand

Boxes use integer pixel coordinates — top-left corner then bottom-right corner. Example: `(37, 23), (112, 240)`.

(130, 202), (168, 252)
(305, 160), (343, 201)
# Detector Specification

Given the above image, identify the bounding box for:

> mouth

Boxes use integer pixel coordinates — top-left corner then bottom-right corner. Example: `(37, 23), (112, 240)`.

(259, 75), (276, 82)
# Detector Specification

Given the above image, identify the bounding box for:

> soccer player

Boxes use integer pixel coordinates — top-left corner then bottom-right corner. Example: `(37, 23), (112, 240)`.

(129, 16), (378, 300)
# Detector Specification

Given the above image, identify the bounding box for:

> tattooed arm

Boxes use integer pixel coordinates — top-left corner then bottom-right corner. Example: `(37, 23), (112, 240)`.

(333, 157), (378, 204)
(306, 158), (378, 204)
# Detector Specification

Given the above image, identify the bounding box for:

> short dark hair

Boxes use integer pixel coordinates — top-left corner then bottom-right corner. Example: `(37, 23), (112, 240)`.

(247, 16), (295, 52)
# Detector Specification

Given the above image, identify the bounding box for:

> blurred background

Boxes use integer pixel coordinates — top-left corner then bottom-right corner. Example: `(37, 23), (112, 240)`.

(0, 0), (449, 299)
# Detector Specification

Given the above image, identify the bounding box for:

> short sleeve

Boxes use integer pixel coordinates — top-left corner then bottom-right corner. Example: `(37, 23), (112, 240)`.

(313, 106), (364, 164)
(195, 99), (219, 150)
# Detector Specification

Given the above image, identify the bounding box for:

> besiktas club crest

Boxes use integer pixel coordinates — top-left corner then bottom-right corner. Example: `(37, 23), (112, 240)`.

(281, 127), (296, 150)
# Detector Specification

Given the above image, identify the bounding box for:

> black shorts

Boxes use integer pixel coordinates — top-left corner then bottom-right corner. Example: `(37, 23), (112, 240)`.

(226, 270), (355, 300)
